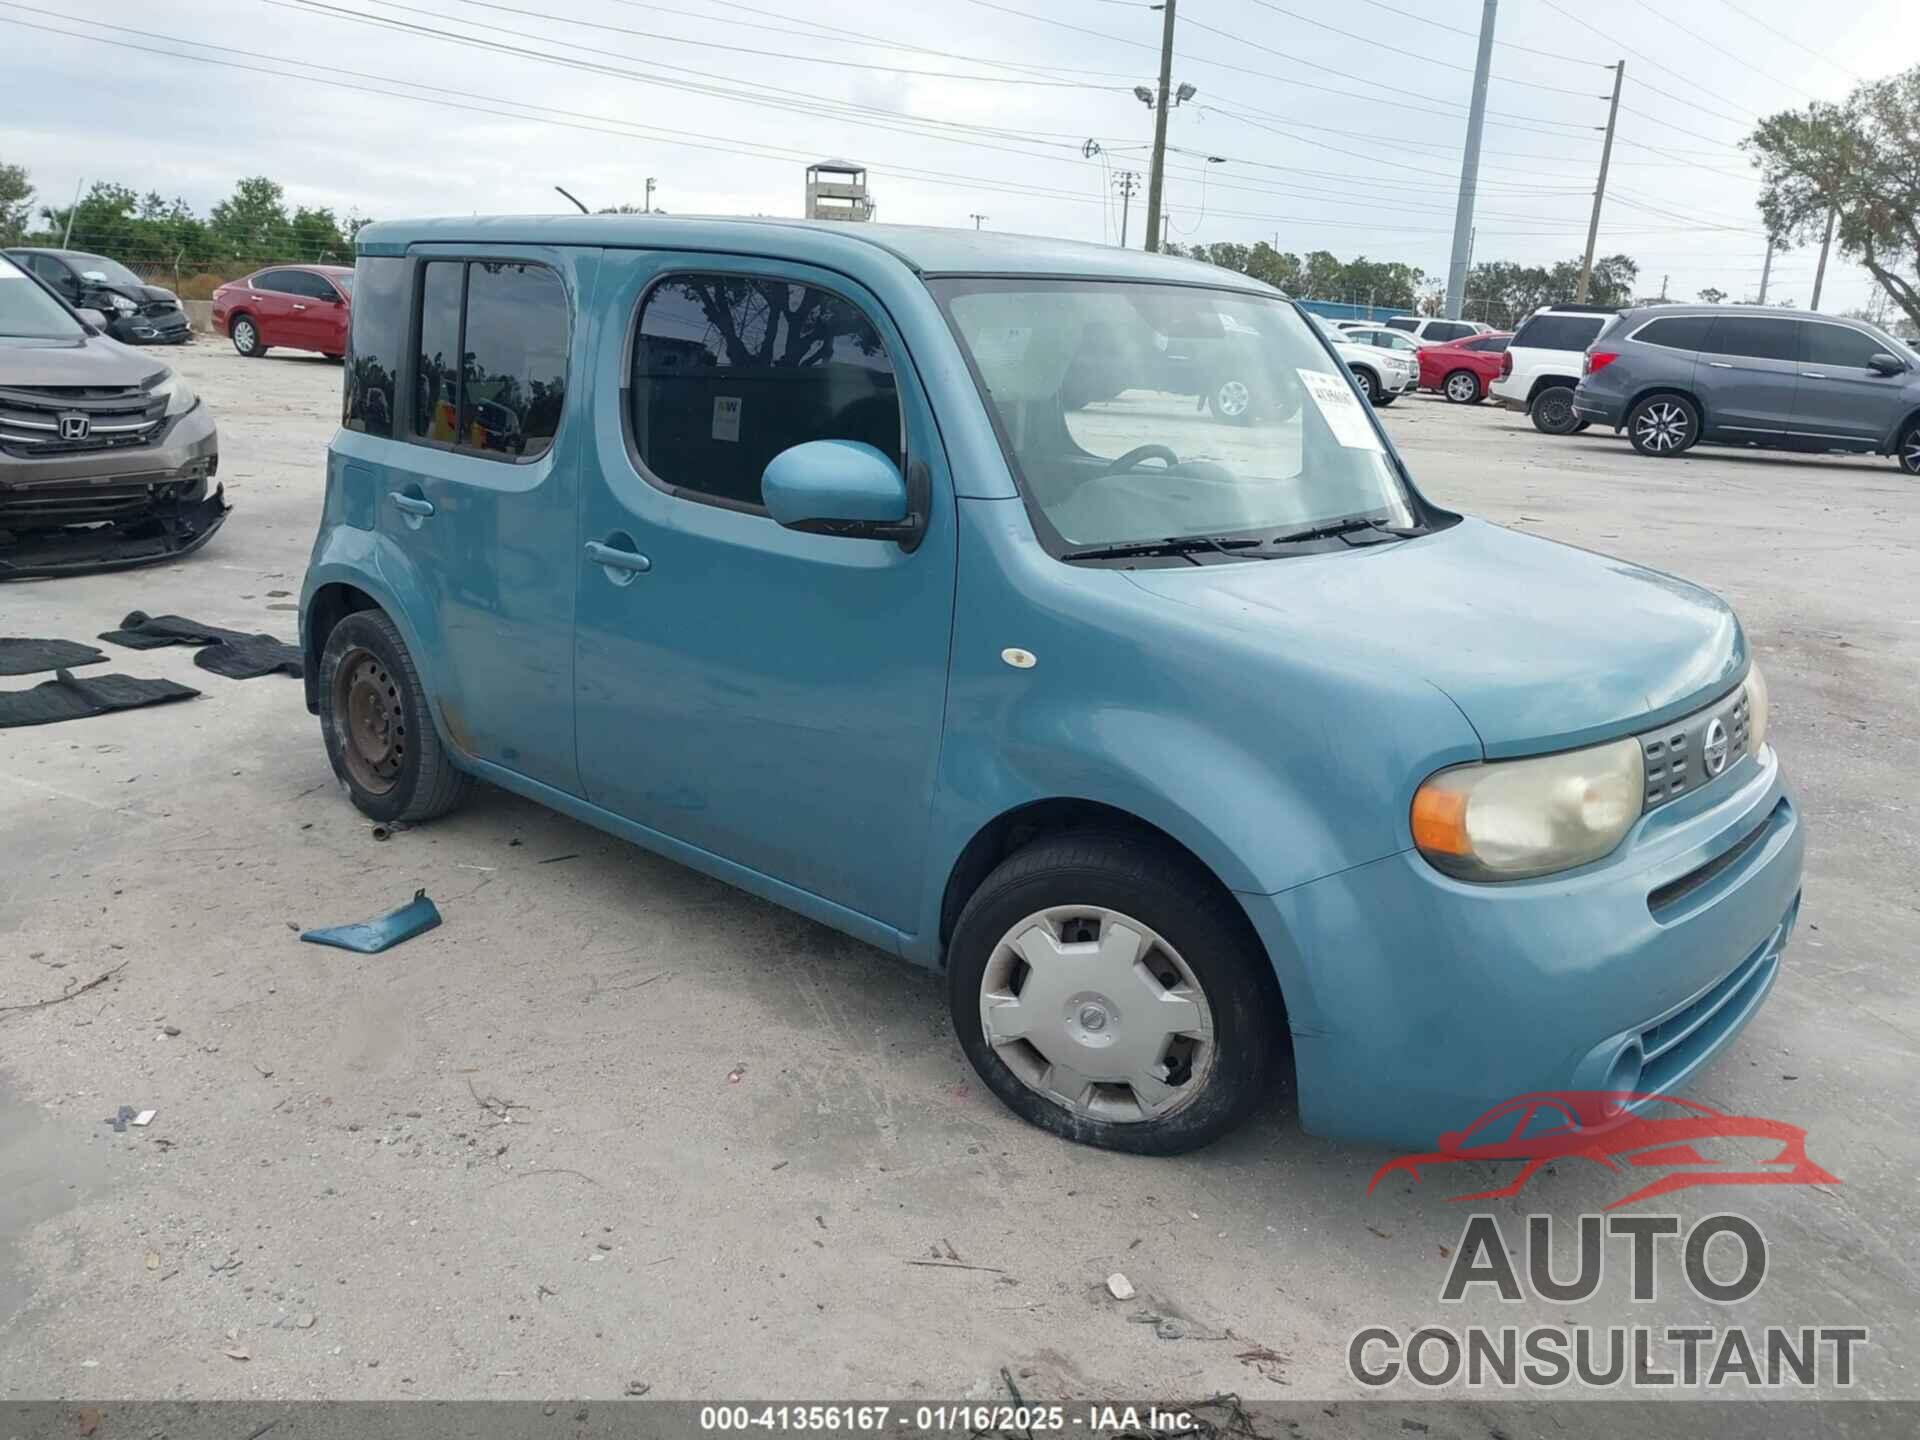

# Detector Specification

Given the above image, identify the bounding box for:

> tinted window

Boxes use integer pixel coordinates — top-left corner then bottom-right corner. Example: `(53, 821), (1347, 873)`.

(343, 256), (406, 436)
(1633, 315), (1717, 352)
(252, 270), (298, 294)
(280, 270), (336, 300)
(27, 254), (74, 292)
(1383, 316), (1417, 333)
(414, 261), (463, 443)
(460, 261), (569, 457)
(1799, 322), (1888, 370)
(1702, 316), (1797, 362)
(1426, 321), (1473, 342)
(1513, 314), (1607, 352)
(630, 274), (901, 509)
(1465, 335), (1509, 352)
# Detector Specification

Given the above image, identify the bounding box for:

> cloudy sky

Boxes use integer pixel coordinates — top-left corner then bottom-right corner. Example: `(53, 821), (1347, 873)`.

(7, 0), (1916, 313)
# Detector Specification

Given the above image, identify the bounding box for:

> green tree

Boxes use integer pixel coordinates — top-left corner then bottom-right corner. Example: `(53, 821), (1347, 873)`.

(209, 175), (291, 261)
(1697, 286), (1727, 304)
(0, 160), (31, 245)
(1746, 65), (1920, 330)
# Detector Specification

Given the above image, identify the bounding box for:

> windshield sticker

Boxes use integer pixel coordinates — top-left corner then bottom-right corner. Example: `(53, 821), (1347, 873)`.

(1297, 369), (1384, 451)
(0, 257), (25, 279)
(711, 395), (742, 443)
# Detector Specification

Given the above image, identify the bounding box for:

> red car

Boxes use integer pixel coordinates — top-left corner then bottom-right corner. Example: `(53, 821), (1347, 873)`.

(1417, 331), (1512, 404)
(211, 264), (352, 360)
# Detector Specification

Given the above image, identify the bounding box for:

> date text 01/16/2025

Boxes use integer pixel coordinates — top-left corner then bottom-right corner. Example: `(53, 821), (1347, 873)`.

(697, 1404), (1197, 1434)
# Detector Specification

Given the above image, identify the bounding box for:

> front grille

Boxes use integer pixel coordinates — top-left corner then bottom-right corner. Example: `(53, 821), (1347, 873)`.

(0, 383), (164, 456)
(1639, 685), (1751, 811)
(140, 301), (179, 317)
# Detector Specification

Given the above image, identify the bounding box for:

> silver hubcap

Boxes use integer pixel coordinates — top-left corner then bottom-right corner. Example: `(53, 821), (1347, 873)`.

(234, 320), (255, 351)
(1447, 373), (1477, 401)
(980, 906), (1216, 1124)
(1903, 434), (1920, 474)
(1355, 373), (1375, 401)
(1636, 401), (1690, 451)
(1216, 380), (1250, 416)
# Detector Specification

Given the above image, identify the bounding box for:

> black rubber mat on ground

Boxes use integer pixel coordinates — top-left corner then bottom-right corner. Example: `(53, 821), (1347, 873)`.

(0, 638), (108, 676)
(99, 610), (302, 680)
(0, 669), (200, 729)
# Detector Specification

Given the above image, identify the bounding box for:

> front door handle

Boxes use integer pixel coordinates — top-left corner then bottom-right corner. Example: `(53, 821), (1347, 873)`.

(1707, 361), (1734, 369)
(293, 303), (308, 311)
(585, 540), (651, 574)
(388, 491), (434, 517)
(1799, 372), (1826, 380)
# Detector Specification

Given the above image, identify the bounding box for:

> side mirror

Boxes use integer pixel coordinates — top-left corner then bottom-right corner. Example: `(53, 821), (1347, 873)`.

(76, 307), (109, 330)
(762, 439), (926, 551)
(1867, 352), (1906, 376)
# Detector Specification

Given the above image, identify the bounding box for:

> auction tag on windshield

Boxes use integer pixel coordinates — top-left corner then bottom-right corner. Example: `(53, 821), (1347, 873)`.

(1297, 369), (1384, 451)
(711, 395), (742, 443)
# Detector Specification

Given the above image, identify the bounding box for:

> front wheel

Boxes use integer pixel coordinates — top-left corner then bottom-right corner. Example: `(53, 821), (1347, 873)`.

(1374, 392), (1397, 407)
(1351, 368), (1379, 405)
(1898, 421), (1920, 476)
(1627, 393), (1700, 457)
(949, 830), (1282, 1155)
(230, 315), (265, 358)
(318, 610), (472, 824)
(1210, 376), (1255, 424)
(1530, 386), (1579, 435)
(1443, 369), (1482, 404)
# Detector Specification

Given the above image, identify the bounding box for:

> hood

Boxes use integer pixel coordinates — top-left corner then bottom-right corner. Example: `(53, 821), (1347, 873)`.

(1124, 517), (1745, 757)
(0, 334), (169, 388)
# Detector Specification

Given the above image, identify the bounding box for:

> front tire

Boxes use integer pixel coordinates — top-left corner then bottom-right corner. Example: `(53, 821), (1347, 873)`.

(318, 610), (472, 824)
(1627, 393), (1700, 457)
(1351, 368), (1379, 405)
(230, 315), (265, 358)
(1897, 420), (1920, 476)
(1530, 385), (1579, 435)
(1210, 376), (1255, 425)
(949, 830), (1281, 1155)
(1443, 369), (1482, 404)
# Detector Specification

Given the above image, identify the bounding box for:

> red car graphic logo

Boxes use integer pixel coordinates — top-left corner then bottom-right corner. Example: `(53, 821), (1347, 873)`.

(1367, 1091), (1839, 1210)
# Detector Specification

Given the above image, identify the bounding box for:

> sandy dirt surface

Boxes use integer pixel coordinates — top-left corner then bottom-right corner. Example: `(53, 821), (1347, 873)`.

(1, 341), (1915, 1404)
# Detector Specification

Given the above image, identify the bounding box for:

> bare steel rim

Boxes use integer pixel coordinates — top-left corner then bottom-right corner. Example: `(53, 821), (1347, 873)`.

(1635, 399), (1692, 452)
(232, 318), (257, 353)
(1214, 378), (1251, 417)
(1445, 370), (1479, 402)
(979, 905), (1217, 1124)
(330, 645), (407, 796)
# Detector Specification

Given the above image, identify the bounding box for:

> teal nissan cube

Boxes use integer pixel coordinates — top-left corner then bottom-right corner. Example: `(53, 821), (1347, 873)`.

(302, 217), (1803, 1154)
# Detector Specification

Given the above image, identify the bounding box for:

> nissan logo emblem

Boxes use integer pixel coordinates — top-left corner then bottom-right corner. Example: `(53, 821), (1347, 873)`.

(1703, 717), (1731, 777)
(58, 413), (92, 441)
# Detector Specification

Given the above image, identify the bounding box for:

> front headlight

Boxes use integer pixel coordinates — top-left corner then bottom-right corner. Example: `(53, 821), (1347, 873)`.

(107, 293), (138, 314)
(1412, 737), (1644, 881)
(150, 373), (199, 418)
(1744, 661), (1769, 754)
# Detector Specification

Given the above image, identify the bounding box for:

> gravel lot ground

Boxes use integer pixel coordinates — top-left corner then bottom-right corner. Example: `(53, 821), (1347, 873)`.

(2, 341), (1915, 1405)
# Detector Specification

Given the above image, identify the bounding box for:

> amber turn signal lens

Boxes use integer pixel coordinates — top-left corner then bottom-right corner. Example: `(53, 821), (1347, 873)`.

(1410, 785), (1471, 855)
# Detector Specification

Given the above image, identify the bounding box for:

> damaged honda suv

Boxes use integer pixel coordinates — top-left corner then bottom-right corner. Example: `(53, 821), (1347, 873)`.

(0, 252), (225, 579)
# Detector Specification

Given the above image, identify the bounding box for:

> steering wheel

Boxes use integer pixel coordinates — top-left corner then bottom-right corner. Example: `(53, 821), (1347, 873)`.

(1104, 443), (1179, 474)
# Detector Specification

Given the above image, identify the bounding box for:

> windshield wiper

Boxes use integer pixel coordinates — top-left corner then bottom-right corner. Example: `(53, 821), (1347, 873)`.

(1268, 516), (1422, 547)
(1062, 534), (1267, 564)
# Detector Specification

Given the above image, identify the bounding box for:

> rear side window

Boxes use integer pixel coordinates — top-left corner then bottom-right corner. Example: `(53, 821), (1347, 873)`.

(1465, 335), (1509, 352)
(1426, 321), (1473, 342)
(1799, 322), (1886, 370)
(1513, 314), (1607, 352)
(1633, 315), (1717, 352)
(412, 260), (569, 460)
(1702, 316), (1797, 362)
(343, 256), (406, 436)
(252, 270), (297, 294)
(629, 273), (902, 510)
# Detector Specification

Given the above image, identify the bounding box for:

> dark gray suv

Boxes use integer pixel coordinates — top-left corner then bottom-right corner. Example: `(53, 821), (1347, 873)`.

(1572, 304), (1920, 475)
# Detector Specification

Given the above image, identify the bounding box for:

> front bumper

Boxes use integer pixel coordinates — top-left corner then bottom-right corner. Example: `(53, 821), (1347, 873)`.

(109, 309), (193, 345)
(1244, 746), (1804, 1148)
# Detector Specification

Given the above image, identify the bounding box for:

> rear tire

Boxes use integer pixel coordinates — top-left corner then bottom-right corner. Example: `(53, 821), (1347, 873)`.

(230, 314), (265, 358)
(1443, 369), (1482, 404)
(1627, 393), (1700, 457)
(948, 829), (1282, 1155)
(318, 610), (472, 824)
(1210, 376), (1255, 425)
(1530, 385), (1579, 435)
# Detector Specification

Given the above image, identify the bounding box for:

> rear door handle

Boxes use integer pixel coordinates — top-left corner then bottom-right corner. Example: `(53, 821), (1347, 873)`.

(387, 491), (434, 517)
(584, 540), (651, 574)
(1799, 372), (1826, 379)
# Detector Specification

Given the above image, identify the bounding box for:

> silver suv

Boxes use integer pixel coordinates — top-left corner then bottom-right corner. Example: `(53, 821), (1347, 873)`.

(1573, 304), (1920, 474)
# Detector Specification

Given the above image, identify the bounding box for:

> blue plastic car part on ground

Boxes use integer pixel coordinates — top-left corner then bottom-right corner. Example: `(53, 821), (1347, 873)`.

(300, 889), (442, 954)
(302, 217), (1804, 1146)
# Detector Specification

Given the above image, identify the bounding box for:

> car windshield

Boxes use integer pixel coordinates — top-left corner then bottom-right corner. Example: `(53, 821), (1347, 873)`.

(0, 255), (83, 339)
(935, 278), (1414, 552)
(69, 253), (144, 288)
(333, 272), (353, 295)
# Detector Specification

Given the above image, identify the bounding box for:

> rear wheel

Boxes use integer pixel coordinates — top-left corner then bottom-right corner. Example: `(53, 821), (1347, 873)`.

(1627, 393), (1700, 457)
(1530, 385), (1579, 435)
(318, 610), (471, 824)
(1443, 369), (1482, 404)
(1898, 421), (1920, 476)
(949, 830), (1282, 1155)
(230, 314), (265, 358)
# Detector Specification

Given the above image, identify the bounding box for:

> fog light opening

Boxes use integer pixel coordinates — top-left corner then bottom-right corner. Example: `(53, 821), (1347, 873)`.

(1602, 1043), (1645, 1111)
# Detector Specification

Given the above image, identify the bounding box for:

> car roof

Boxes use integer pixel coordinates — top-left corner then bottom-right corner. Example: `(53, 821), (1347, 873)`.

(354, 214), (1281, 292)
(1620, 303), (1865, 322)
(250, 263), (353, 275)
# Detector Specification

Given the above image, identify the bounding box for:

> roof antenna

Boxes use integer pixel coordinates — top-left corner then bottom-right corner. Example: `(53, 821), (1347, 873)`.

(554, 185), (590, 215)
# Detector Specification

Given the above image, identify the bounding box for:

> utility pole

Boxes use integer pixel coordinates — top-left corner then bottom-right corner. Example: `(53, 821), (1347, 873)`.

(969, 213), (988, 230)
(1577, 60), (1625, 303)
(644, 177), (656, 214)
(1659, 273), (1669, 301)
(60, 176), (83, 248)
(1810, 208), (1836, 310)
(1445, 0), (1497, 318)
(1114, 170), (1140, 248)
(1143, 0), (1177, 254)
(1758, 236), (1775, 304)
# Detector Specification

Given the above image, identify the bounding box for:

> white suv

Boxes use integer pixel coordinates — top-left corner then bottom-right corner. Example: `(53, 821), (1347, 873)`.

(1490, 304), (1620, 434)
(1308, 312), (1416, 405)
(1372, 316), (1493, 346)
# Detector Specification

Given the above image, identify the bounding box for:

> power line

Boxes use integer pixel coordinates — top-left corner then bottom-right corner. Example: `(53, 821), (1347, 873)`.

(1535, 0), (1760, 132)
(1342, 0), (1596, 64)
(1627, 0), (1822, 105)
(1708, 0), (1866, 83)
